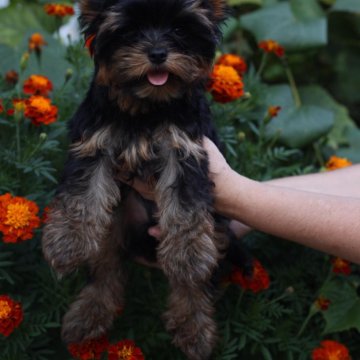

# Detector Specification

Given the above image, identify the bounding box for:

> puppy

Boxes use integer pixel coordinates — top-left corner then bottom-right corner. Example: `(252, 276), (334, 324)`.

(42, 0), (249, 358)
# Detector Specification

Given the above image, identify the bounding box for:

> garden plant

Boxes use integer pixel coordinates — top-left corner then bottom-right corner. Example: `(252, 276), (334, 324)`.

(0, 0), (359, 359)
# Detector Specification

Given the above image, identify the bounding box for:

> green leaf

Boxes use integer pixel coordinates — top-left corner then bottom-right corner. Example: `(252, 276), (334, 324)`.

(228, 0), (263, 6)
(320, 278), (360, 333)
(336, 128), (360, 163)
(221, 17), (240, 41)
(266, 105), (334, 148)
(240, 2), (327, 50)
(265, 85), (334, 148)
(298, 85), (356, 149)
(290, 0), (325, 21)
(0, 44), (18, 73)
(0, 3), (46, 47)
(331, 0), (360, 13)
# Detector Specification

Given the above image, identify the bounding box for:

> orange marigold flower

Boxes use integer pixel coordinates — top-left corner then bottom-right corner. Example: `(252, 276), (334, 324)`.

(44, 3), (75, 17)
(5, 70), (19, 85)
(0, 193), (40, 243)
(108, 339), (145, 360)
(268, 105), (281, 118)
(315, 296), (331, 311)
(24, 95), (58, 126)
(68, 336), (109, 360)
(325, 156), (352, 171)
(229, 259), (270, 293)
(28, 33), (47, 53)
(207, 64), (244, 103)
(259, 39), (285, 58)
(23, 75), (53, 96)
(0, 295), (23, 337)
(216, 54), (247, 75)
(312, 340), (351, 360)
(331, 257), (351, 275)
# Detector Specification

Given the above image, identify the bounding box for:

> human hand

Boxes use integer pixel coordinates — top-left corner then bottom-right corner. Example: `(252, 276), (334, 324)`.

(121, 137), (232, 201)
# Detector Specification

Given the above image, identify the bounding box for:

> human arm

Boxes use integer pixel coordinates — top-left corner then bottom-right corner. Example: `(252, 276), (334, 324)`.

(204, 138), (360, 264)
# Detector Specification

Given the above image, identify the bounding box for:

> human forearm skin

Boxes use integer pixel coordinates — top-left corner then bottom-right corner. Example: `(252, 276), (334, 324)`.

(265, 164), (360, 198)
(215, 168), (360, 264)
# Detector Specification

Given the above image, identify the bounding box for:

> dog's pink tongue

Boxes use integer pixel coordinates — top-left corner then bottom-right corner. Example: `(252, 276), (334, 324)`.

(147, 71), (169, 86)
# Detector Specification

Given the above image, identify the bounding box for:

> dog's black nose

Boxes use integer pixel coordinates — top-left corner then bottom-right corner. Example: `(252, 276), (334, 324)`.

(148, 47), (168, 64)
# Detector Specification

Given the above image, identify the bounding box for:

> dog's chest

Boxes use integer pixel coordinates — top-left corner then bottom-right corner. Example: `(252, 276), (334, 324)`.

(115, 123), (204, 178)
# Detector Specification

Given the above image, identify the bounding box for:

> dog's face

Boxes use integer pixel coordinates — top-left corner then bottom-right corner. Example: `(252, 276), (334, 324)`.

(80, 0), (226, 105)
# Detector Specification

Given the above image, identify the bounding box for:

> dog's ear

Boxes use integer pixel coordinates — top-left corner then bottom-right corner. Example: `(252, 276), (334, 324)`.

(79, 0), (102, 26)
(79, 0), (117, 30)
(209, 0), (227, 20)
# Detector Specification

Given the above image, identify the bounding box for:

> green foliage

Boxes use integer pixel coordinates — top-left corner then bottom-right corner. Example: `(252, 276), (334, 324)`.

(240, 2), (327, 49)
(321, 278), (360, 334)
(0, 0), (359, 359)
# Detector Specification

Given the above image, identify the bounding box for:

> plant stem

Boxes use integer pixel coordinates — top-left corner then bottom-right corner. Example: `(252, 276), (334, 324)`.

(15, 114), (21, 162)
(266, 291), (289, 306)
(283, 59), (302, 108)
(24, 135), (46, 162)
(313, 142), (325, 167)
(297, 307), (317, 337)
(257, 53), (268, 78)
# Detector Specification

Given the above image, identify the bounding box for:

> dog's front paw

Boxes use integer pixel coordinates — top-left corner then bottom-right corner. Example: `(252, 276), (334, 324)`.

(42, 207), (99, 275)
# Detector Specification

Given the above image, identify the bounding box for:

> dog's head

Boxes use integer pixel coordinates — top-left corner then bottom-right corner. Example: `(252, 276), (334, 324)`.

(80, 0), (227, 109)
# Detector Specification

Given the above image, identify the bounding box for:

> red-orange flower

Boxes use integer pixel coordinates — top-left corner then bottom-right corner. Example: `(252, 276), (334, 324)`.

(0, 193), (40, 243)
(68, 336), (109, 360)
(108, 339), (145, 360)
(315, 296), (331, 311)
(24, 95), (58, 126)
(44, 3), (75, 17)
(216, 54), (247, 75)
(41, 206), (51, 224)
(229, 259), (270, 293)
(0, 100), (3, 113)
(259, 39), (285, 58)
(325, 156), (352, 171)
(23, 75), (53, 96)
(331, 257), (351, 275)
(5, 70), (19, 85)
(312, 340), (351, 360)
(0, 295), (23, 337)
(28, 33), (47, 53)
(268, 105), (281, 118)
(208, 65), (244, 103)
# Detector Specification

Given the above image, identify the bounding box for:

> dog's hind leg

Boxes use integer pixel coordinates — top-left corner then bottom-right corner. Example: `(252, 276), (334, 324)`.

(61, 210), (126, 344)
(42, 155), (121, 276)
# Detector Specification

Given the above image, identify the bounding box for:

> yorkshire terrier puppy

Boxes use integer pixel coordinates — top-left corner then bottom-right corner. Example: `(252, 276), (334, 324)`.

(42, 0), (249, 359)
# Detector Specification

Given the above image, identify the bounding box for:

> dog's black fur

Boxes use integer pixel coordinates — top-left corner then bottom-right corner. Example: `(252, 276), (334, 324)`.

(42, 1), (250, 359)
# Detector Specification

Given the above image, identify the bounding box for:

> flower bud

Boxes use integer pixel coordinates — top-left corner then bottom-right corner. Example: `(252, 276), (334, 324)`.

(65, 68), (73, 82)
(237, 131), (246, 142)
(20, 52), (30, 73)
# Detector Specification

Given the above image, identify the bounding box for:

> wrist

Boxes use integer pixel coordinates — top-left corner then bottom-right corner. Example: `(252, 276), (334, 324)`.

(212, 168), (242, 216)
(213, 168), (260, 222)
